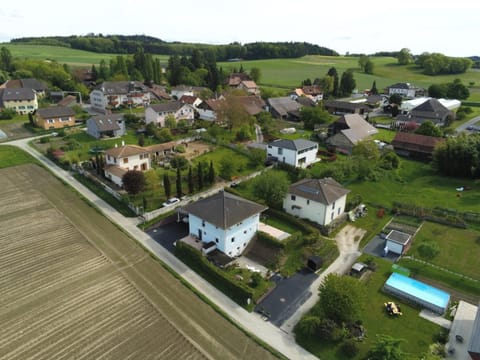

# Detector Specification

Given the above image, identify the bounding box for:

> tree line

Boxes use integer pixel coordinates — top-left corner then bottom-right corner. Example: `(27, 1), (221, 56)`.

(10, 35), (338, 61)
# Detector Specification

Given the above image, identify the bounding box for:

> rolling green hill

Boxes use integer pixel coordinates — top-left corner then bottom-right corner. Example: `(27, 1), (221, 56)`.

(3, 43), (480, 100)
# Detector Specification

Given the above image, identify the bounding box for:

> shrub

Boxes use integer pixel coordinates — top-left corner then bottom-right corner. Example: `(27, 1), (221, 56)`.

(170, 155), (188, 170)
(417, 241), (440, 260)
(256, 231), (286, 249)
(340, 339), (359, 357)
(0, 108), (16, 120)
(317, 318), (342, 342)
(39, 137), (50, 144)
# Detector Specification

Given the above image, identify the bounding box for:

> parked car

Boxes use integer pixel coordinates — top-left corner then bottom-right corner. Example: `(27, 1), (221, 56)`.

(162, 197), (180, 207)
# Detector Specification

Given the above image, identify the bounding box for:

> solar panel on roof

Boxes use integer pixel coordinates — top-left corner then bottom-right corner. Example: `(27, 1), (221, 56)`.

(298, 185), (319, 195)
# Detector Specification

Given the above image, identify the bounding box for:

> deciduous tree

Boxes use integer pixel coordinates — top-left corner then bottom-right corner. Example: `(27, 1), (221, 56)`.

(122, 170), (146, 195)
(251, 170), (289, 208)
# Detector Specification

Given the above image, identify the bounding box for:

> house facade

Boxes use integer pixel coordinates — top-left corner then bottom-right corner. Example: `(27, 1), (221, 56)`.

(86, 114), (126, 139)
(197, 99), (224, 122)
(104, 145), (151, 187)
(1, 88), (38, 114)
(1, 78), (48, 98)
(387, 82), (417, 98)
(267, 139), (318, 168)
(170, 85), (194, 99)
(35, 106), (76, 129)
(145, 101), (195, 127)
(183, 191), (267, 257)
(283, 178), (350, 226)
(391, 132), (444, 160)
(238, 80), (260, 96)
(90, 81), (151, 112)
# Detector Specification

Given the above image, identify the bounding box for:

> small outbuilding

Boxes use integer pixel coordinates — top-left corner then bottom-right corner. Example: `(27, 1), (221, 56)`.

(385, 230), (412, 255)
(307, 255), (323, 272)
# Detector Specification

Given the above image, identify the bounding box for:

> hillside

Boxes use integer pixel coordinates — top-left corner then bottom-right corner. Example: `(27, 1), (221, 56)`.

(3, 43), (480, 100)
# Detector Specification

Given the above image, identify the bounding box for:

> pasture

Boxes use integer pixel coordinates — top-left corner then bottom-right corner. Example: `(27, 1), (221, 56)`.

(0, 163), (277, 360)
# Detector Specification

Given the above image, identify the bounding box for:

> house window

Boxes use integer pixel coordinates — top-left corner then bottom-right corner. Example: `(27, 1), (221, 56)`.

(215, 238), (219, 243)
(243, 230), (247, 234)
(277, 148), (283, 155)
(107, 155), (111, 161)
(237, 247), (240, 250)
(338, 208), (341, 215)
(307, 200), (310, 205)
(202, 220), (205, 227)
(332, 201), (336, 210)
(291, 195), (296, 201)
(231, 237), (235, 243)
(123, 158), (128, 164)
(331, 212), (334, 220)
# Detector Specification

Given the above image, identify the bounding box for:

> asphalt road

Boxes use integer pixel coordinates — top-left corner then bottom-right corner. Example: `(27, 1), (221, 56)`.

(455, 115), (480, 133)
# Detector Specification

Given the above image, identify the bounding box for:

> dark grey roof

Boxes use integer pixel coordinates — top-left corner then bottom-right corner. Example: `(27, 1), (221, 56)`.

(37, 106), (75, 118)
(149, 100), (185, 113)
(95, 81), (149, 95)
(268, 138), (318, 151)
(183, 191), (267, 229)
(89, 114), (124, 131)
(268, 97), (301, 117)
(469, 304), (480, 355)
(2, 88), (36, 101)
(324, 100), (370, 111)
(21, 78), (48, 91)
(288, 177), (350, 205)
(388, 82), (415, 90)
(386, 230), (411, 245)
(411, 98), (449, 119)
(296, 96), (316, 107)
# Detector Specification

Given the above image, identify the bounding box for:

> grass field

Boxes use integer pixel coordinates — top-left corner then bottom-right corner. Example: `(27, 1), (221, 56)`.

(0, 161), (279, 360)
(348, 158), (480, 213)
(0, 145), (38, 168)
(299, 255), (441, 359)
(408, 222), (480, 280)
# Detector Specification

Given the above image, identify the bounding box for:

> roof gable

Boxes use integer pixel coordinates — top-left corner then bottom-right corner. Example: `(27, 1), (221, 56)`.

(289, 178), (350, 205)
(335, 114), (378, 143)
(183, 191), (267, 229)
(89, 114), (124, 131)
(2, 88), (36, 101)
(149, 100), (188, 113)
(37, 106), (75, 118)
(105, 145), (149, 158)
(268, 138), (318, 151)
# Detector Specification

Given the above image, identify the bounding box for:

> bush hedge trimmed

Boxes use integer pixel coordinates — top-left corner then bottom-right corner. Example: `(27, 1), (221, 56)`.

(256, 231), (286, 249)
(174, 241), (254, 308)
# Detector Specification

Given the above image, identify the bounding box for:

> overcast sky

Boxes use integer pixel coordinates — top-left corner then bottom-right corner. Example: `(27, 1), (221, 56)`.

(0, 0), (478, 57)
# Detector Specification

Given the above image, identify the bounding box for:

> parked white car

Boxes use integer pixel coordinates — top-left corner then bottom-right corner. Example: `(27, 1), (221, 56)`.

(162, 197), (180, 207)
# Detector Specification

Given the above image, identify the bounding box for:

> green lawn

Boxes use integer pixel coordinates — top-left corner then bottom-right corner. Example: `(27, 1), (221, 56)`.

(347, 159), (480, 213)
(0, 145), (38, 168)
(372, 128), (396, 143)
(299, 255), (442, 359)
(408, 222), (480, 280)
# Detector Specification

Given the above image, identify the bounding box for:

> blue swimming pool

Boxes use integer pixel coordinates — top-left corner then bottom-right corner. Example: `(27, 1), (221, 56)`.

(384, 273), (450, 314)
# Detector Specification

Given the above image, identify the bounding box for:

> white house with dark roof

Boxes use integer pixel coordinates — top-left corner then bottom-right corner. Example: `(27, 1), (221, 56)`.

(89, 81), (151, 112)
(86, 114), (126, 139)
(267, 139), (318, 168)
(145, 101), (195, 127)
(386, 82), (418, 98)
(284, 178), (350, 226)
(0, 88), (38, 114)
(104, 145), (151, 187)
(182, 191), (267, 257)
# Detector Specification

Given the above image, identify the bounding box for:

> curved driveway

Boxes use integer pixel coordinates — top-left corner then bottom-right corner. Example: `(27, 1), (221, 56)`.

(4, 137), (317, 360)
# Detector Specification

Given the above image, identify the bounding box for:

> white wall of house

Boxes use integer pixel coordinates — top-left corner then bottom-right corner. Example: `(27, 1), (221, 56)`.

(104, 170), (123, 187)
(283, 193), (347, 226)
(171, 89), (194, 99)
(197, 108), (217, 121)
(105, 153), (150, 171)
(267, 144), (318, 168)
(189, 214), (260, 257)
(90, 89), (107, 110)
(388, 88), (415, 98)
(386, 240), (404, 255)
(3, 97), (38, 114)
(145, 104), (194, 127)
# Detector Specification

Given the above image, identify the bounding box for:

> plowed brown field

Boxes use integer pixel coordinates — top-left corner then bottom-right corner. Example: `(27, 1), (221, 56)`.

(0, 164), (278, 360)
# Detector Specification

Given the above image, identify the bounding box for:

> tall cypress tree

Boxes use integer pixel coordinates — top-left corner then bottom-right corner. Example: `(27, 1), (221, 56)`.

(208, 161), (215, 184)
(176, 167), (182, 198)
(188, 166), (194, 193)
(163, 173), (171, 199)
(197, 162), (203, 189)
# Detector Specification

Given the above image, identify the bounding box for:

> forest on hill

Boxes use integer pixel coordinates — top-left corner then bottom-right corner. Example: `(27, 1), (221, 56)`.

(10, 34), (339, 61)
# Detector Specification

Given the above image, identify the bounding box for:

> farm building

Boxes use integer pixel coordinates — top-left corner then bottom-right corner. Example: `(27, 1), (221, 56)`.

(326, 114), (378, 154)
(383, 273), (450, 314)
(385, 230), (412, 255)
(391, 132), (445, 160)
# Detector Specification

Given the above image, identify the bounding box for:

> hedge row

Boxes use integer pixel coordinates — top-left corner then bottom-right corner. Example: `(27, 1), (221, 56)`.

(174, 241), (254, 307)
